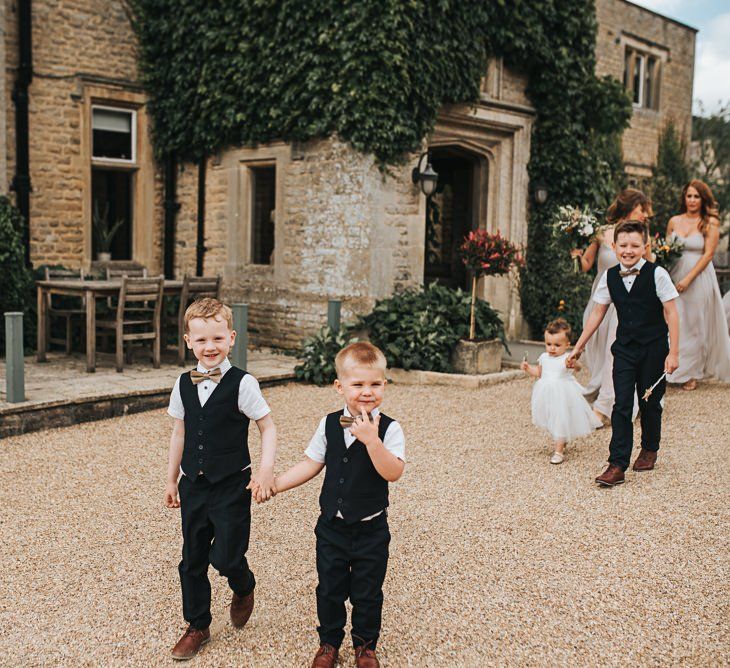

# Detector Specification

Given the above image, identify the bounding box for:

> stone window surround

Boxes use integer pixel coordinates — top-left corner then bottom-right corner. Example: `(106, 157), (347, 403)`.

(620, 33), (668, 113)
(212, 143), (290, 283)
(79, 81), (155, 269)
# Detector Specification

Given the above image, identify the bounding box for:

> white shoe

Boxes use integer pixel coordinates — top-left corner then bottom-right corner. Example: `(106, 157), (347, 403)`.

(550, 452), (564, 464)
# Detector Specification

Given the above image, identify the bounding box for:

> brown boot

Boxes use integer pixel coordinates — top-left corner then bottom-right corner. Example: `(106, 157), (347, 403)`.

(171, 625), (210, 660)
(595, 464), (625, 487)
(355, 645), (380, 668)
(230, 590), (254, 628)
(311, 643), (339, 668)
(632, 448), (658, 471)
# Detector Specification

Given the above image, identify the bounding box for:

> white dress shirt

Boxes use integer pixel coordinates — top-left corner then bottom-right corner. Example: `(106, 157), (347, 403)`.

(168, 358), (271, 473)
(305, 406), (406, 521)
(592, 258), (679, 305)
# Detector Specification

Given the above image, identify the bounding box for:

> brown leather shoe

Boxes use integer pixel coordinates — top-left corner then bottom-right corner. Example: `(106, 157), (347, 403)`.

(595, 464), (625, 487)
(632, 448), (658, 471)
(311, 643), (339, 668)
(355, 645), (380, 668)
(171, 625), (210, 660)
(230, 590), (254, 628)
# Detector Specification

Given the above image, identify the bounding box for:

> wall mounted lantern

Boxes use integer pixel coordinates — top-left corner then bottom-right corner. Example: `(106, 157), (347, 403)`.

(532, 181), (549, 205)
(411, 151), (439, 197)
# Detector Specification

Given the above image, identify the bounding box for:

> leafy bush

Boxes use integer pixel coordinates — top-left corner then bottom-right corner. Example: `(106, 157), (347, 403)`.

(294, 326), (358, 386)
(358, 283), (506, 373)
(0, 197), (34, 352)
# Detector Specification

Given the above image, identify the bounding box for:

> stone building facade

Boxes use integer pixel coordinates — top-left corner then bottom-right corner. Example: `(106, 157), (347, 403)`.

(595, 0), (697, 178)
(2, 1), (695, 347)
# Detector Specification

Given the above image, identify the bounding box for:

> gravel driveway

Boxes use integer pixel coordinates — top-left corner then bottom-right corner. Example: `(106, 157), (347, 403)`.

(1, 378), (728, 666)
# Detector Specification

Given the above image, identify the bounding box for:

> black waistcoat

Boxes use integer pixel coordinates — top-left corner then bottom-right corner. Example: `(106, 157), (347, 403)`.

(179, 366), (250, 483)
(607, 262), (668, 346)
(319, 410), (394, 524)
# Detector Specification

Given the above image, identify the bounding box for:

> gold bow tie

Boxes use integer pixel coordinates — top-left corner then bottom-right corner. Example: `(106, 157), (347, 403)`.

(191, 368), (222, 384)
(339, 414), (374, 429)
(619, 267), (640, 277)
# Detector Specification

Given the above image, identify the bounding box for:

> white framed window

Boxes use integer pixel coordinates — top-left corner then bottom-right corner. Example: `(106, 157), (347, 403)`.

(624, 47), (661, 111)
(92, 105), (136, 163)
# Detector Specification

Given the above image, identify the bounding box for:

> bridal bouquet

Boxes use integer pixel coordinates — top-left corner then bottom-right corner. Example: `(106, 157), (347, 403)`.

(552, 205), (599, 273)
(651, 233), (683, 270)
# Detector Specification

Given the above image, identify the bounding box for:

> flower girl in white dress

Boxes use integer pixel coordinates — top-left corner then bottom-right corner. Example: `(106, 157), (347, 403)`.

(521, 318), (602, 464)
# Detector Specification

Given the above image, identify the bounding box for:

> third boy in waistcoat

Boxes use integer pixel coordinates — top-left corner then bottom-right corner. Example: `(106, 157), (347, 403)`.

(260, 342), (405, 668)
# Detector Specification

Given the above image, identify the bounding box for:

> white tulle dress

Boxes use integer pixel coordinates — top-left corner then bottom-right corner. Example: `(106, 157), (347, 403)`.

(668, 232), (730, 383)
(582, 241), (639, 419)
(531, 352), (603, 441)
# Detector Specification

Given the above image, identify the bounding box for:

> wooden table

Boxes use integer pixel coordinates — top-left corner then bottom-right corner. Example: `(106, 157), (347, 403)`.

(36, 279), (183, 372)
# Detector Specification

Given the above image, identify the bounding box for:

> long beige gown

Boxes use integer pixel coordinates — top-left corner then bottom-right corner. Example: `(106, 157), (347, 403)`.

(668, 232), (730, 383)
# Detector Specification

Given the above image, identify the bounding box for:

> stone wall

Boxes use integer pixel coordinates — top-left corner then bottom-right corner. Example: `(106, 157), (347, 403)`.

(595, 0), (696, 175)
(3, 0), (164, 270)
(173, 138), (424, 348)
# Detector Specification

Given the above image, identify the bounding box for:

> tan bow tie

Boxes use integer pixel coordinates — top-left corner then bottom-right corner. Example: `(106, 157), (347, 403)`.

(191, 368), (222, 384)
(339, 414), (374, 429)
(619, 267), (640, 277)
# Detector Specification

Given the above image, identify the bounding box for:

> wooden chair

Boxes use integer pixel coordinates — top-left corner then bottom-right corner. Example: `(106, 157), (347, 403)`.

(96, 276), (165, 372)
(105, 266), (148, 280)
(176, 275), (222, 365)
(44, 267), (86, 354)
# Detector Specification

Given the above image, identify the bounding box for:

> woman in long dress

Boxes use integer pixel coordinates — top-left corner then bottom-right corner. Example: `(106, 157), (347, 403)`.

(571, 188), (650, 421)
(667, 179), (730, 388)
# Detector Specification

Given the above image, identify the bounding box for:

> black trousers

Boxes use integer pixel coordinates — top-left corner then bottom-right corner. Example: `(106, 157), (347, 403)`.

(315, 512), (390, 650)
(178, 469), (255, 630)
(609, 338), (668, 470)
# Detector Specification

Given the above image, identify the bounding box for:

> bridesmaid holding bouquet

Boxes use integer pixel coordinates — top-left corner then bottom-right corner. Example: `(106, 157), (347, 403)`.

(571, 188), (651, 421)
(666, 180), (730, 388)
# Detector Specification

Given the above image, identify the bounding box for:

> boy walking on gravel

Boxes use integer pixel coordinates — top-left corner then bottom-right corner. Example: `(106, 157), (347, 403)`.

(258, 342), (405, 668)
(568, 219), (679, 486)
(164, 298), (277, 660)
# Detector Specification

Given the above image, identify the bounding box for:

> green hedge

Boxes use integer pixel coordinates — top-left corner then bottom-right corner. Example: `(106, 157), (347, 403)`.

(0, 197), (34, 352)
(358, 283), (506, 372)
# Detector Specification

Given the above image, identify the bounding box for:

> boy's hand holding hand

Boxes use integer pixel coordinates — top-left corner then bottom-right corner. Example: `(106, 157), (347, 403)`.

(248, 468), (276, 503)
(164, 481), (180, 508)
(350, 408), (380, 447)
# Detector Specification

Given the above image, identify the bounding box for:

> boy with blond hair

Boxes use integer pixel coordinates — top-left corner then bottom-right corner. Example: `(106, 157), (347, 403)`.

(265, 341), (405, 668)
(164, 298), (277, 660)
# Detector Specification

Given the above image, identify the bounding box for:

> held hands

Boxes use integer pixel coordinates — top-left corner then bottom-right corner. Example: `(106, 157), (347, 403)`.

(164, 481), (180, 508)
(349, 408), (380, 447)
(676, 277), (691, 293)
(247, 468), (277, 504)
(664, 352), (679, 374)
(566, 346), (583, 368)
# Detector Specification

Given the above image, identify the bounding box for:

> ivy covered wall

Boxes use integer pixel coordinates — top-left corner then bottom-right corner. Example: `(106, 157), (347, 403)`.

(129, 0), (632, 335)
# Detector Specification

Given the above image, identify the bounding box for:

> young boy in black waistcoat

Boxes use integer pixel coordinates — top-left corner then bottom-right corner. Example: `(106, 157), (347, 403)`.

(264, 342), (405, 668)
(164, 298), (277, 660)
(568, 219), (680, 486)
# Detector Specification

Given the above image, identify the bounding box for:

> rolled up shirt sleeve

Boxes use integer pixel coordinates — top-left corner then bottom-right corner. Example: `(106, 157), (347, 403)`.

(654, 266), (680, 302)
(238, 374), (271, 420)
(167, 377), (185, 419)
(591, 270), (612, 305)
(382, 420), (406, 461)
(304, 417), (328, 463)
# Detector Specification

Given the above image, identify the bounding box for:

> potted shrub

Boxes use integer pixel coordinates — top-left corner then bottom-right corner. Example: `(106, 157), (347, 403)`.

(453, 229), (522, 374)
(92, 201), (124, 262)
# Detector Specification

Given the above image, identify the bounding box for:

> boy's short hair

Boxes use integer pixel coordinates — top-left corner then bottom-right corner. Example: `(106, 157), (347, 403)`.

(545, 317), (572, 340)
(184, 298), (233, 333)
(614, 219), (649, 243)
(335, 341), (387, 377)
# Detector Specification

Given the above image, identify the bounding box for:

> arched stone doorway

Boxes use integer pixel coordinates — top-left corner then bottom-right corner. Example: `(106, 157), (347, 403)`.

(424, 146), (488, 289)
